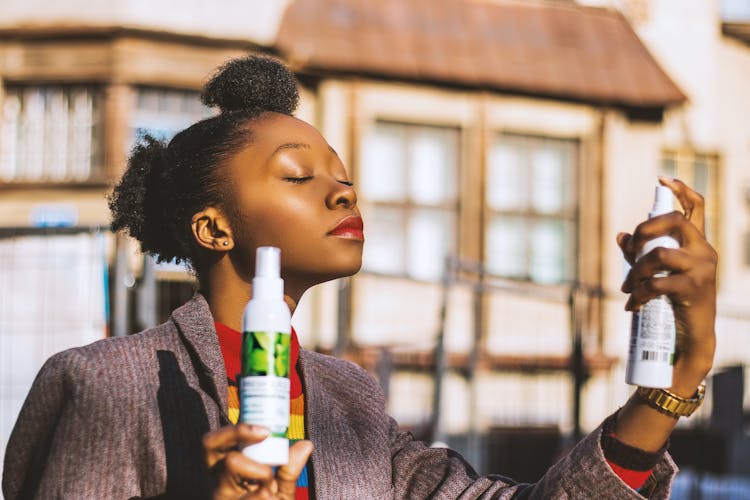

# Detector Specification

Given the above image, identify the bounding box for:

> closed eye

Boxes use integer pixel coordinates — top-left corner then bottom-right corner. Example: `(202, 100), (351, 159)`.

(284, 176), (313, 184)
(338, 180), (353, 186)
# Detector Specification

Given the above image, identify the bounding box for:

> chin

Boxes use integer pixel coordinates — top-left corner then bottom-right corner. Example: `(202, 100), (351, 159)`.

(287, 257), (362, 290)
(326, 257), (362, 280)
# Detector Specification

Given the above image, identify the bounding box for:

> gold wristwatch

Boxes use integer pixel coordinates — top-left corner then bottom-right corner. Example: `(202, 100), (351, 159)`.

(636, 382), (706, 418)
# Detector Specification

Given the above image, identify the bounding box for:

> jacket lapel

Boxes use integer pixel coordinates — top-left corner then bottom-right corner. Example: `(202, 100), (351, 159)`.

(171, 293), (229, 421)
(299, 350), (390, 499)
(298, 350), (333, 499)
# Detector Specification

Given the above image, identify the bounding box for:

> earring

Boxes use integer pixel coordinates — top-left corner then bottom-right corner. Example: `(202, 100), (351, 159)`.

(222, 241), (229, 247)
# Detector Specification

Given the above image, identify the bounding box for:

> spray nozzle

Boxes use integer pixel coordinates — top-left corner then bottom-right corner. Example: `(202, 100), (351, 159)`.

(255, 247), (281, 278)
(651, 185), (675, 217)
(252, 246), (283, 300)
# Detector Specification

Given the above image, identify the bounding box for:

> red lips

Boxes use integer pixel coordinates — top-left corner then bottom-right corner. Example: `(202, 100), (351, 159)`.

(329, 215), (364, 241)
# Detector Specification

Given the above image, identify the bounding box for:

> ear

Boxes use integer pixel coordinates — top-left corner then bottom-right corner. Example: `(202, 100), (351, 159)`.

(191, 207), (235, 252)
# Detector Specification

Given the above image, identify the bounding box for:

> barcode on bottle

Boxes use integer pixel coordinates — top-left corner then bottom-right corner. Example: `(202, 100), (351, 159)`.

(641, 350), (670, 362)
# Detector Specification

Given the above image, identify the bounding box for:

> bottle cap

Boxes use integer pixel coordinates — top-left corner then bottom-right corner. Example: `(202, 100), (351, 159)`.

(252, 246), (283, 300)
(651, 185), (674, 217)
(256, 247), (280, 278)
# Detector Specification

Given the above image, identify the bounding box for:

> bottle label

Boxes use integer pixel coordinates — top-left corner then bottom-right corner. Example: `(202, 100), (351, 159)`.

(238, 376), (290, 435)
(239, 330), (291, 436)
(241, 331), (291, 377)
(629, 296), (676, 366)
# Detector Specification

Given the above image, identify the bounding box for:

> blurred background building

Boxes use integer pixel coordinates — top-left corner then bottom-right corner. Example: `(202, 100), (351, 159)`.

(1, 0), (749, 494)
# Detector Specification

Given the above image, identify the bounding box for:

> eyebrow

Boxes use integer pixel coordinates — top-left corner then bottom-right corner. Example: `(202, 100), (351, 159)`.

(272, 142), (311, 156)
(270, 142), (339, 158)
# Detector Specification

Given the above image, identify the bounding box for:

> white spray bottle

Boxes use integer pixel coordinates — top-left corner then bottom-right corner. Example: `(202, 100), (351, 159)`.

(239, 246), (291, 465)
(625, 184), (680, 388)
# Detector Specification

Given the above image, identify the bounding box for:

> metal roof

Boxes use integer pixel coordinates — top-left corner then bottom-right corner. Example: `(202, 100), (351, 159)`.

(276, 0), (687, 109)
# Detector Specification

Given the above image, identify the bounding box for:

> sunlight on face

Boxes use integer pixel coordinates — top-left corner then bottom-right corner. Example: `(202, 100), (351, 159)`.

(225, 113), (364, 296)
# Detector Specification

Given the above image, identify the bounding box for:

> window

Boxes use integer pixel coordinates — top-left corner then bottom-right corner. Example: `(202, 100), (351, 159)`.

(660, 151), (720, 246)
(485, 134), (578, 285)
(130, 87), (213, 145)
(1, 86), (102, 182)
(359, 122), (460, 281)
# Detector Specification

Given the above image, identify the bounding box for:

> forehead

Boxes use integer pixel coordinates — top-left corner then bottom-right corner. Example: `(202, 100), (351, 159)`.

(224, 112), (334, 183)
(250, 112), (329, 154)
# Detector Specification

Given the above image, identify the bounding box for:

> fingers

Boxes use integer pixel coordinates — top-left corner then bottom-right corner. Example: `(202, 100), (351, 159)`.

(204, 424), (269, 467)
(621, 245), (716, 312)
(205, 425), (276, 500)
(224, 449), (275, 483)
(210, 450), (275, 500)
(276, 441), (314, 498)
(658, 176), (705, 235)
(621, 247), (691, 293)
(633, 211), (704, 251)
(624, 273), (694, 312)
(205, 429), (312, 500)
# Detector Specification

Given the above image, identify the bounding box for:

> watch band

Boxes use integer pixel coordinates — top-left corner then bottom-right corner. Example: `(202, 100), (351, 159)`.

(636, 382), (706, 418)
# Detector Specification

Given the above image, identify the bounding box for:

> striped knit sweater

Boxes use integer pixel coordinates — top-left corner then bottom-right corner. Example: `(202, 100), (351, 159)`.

(215, 323), (309, 500)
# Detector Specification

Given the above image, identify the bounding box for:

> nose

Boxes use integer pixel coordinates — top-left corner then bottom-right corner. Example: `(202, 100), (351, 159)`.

(326, 180), (357, 210)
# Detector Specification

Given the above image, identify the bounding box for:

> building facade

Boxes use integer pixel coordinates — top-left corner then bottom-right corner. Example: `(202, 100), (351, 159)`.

(1, 0), (748, 478)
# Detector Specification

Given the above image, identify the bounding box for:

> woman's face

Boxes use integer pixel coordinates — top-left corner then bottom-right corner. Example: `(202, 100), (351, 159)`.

(225, 112), (364, 297)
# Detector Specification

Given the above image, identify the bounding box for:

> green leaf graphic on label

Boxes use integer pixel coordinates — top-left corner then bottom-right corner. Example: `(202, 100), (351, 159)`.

(253, 331), (273, 351)
(277, 334), (290, 348)
(274, 350), (289, 377)
(250, 349), (269, 374)
(241, 331), (290, 376)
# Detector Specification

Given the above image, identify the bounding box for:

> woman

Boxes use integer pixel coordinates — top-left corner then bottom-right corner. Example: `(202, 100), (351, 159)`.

(2, 55), (717, 499)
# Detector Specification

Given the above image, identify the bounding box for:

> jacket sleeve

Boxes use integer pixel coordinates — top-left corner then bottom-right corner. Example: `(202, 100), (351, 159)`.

(389, 413), (678, 499)
(1, 348), (151, 500)
(2, 350), (75, 499)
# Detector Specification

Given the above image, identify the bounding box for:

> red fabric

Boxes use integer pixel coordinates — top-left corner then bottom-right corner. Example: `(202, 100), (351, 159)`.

(606, 460), (652, 490)
(215, 322), (242, 381)
(605, 432), (653, 490)
(289, 327), (302, 398)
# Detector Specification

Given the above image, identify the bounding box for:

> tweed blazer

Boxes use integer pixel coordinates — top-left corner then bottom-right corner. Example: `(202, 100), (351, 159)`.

(3, 294), (677, 499)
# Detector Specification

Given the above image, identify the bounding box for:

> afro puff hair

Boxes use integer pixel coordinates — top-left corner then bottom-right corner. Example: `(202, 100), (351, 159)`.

(201, 54), (300, 115)
(109, 54), (300, 270)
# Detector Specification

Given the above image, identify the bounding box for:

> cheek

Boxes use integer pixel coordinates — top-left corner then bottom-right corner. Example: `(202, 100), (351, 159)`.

(236, 192), (317, 248)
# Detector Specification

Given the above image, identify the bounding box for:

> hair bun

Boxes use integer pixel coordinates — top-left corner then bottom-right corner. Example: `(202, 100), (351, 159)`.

(201, 54), (300, 115)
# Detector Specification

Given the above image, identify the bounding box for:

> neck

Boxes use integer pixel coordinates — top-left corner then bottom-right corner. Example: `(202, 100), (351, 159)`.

(201, 259), (300, 331)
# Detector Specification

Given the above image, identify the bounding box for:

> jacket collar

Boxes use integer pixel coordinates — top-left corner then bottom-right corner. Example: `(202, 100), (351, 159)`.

(171, 293), (229, 422)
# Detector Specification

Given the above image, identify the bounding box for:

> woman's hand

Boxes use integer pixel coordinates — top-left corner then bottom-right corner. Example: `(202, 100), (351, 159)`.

(613, 177), (717, 451)
(617, 177), (717, 396)
(204, 424), (313, 500)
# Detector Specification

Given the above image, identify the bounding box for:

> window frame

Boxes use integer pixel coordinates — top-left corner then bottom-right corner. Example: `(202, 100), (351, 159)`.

(0, 84), (106, 185)
(358, 119), (462, 282)
(129, 85), (214, 146)
(483, 131), (580, 285)
(660, 148), (721, 249)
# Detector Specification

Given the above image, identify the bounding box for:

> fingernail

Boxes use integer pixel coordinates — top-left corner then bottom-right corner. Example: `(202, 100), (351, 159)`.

(625, 300), (641, 312)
